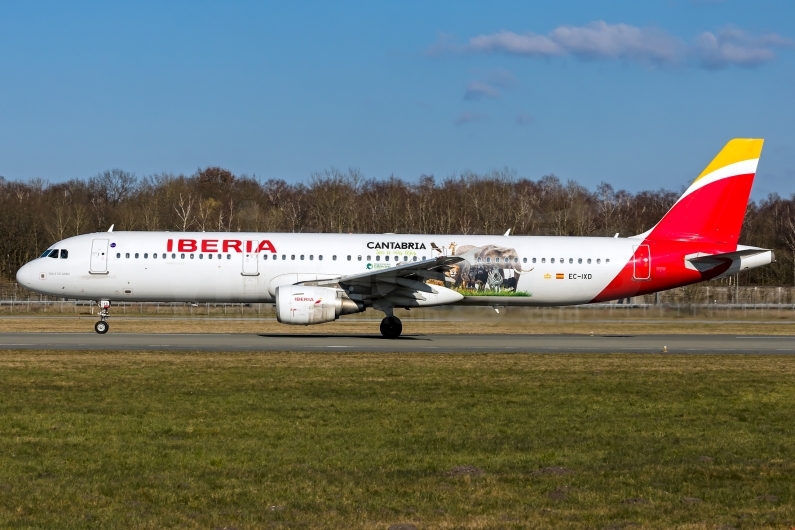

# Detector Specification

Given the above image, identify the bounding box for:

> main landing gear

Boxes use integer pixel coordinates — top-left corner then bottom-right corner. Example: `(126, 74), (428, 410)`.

(380, 316), (402, 339)
(94, 300), (110, 334)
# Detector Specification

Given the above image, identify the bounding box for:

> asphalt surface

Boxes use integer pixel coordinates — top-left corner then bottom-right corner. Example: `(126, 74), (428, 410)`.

(0, 332), (792, 353)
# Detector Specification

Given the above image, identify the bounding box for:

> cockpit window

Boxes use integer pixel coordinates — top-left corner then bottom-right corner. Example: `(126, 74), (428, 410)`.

(40, 249), (52, 258)
(48, 249), (59, 259)
(60, 249), (68, 259)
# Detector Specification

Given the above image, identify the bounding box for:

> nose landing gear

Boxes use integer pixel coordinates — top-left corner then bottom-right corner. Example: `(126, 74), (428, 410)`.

(379, 316), (402, 339)
(95, 300), (110, 334)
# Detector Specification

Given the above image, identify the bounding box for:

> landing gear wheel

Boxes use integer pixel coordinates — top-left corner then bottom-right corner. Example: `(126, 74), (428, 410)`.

(95, 321), (109, 334)
(380, 316), (402, 339)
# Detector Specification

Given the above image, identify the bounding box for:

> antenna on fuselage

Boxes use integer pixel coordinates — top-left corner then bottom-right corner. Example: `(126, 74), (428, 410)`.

(108, 224), (114, 232)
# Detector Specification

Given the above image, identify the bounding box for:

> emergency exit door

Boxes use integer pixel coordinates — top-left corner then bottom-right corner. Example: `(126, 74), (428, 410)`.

(242, 240), (259, 276)
(90, 239), (109, 273)
(633, 244), (651, 280)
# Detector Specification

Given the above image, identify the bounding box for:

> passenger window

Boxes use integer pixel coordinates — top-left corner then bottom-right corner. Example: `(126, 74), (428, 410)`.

(333, 255), (337, 261)
(319, 255), (323, 261)
(413, 256), (418, 261)
(227, 254), (231, 260)
(542, 258), (546, 263)
(135, 253), (139, 259)
(358, 256), (362, 261)
(261, 254), (266, 260)
(569, 258), (573, 264)
(606, 259), (610, 263)
(162, 253), (166, 259)
(367, 255), (371, 261)
(560, 258), (563, 263)
(404, 255), (408, 261)
(376, 256), (380, 261)
(172, 253), (176, 259)
(291, 255), (295, 260)
(116, 253), (121, 259)
(199, 254), (203, 259)
(486, 257), (491, 263)
(301, 255), (305, 260)
(551, 258), (555, 264)
(309, 255), (313, 260)
(597, 259), (601, 264)
(153, 253), (157, 259)
(532, 258), (536, 264)
(422, 256), (426, 260)
(282, 255), (286, 260)
(60, 249), (68, 259)
(144, 253), (148, 259)
(126, 253), (130, 258)
(578, 258), (582, 264)
(210, 254), (214, 259)
(49, 249), (59, 258)
(587, 258), (591, 264)
(181, 253), (185, 259)
(190, 254), (194, 259)
(477, 257), (482, 263)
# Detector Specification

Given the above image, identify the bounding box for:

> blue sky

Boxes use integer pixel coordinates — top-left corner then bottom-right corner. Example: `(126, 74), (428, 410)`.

(1, 0), (793, 199)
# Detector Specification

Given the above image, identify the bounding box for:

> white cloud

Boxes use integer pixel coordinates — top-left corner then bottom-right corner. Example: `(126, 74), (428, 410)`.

(430, 21), (793, 69)
(549, 21), (683, 63)
(468, 31), (562, 56)
(454, 111), (488, 126)
(463, 68), (519, 101)
(516, 111), (533, 125)
(694, 29), (794, 68)
(464, 81), (501, 100)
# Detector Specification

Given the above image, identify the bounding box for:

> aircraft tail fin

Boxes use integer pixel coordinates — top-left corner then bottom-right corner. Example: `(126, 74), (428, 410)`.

(641, 138), (764, 246)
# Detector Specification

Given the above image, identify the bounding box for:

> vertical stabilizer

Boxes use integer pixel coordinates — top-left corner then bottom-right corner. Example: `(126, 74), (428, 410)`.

(643, 138), (764, 245)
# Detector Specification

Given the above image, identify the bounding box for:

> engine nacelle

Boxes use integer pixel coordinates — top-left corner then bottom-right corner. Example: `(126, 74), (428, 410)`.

(276, 286), (363, 325)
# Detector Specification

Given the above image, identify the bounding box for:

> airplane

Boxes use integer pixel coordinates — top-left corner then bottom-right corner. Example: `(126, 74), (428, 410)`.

(16, 138), (774, 338)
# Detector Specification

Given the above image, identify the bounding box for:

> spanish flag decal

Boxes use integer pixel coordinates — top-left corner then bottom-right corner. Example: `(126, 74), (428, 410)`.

(556, 273), (564, 279)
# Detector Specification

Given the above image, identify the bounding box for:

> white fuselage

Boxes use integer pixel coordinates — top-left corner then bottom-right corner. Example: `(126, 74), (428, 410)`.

(17, 232), (635, 306)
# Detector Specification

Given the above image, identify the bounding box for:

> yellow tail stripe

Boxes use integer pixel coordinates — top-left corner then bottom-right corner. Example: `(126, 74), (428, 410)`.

(695, 138), (764, 182)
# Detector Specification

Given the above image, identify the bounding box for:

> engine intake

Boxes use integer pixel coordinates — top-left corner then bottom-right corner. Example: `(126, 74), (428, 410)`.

(276, 286), (363, 325)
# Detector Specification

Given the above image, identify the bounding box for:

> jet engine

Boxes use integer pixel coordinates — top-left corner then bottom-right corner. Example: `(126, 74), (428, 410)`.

(275, 285), (364, 325)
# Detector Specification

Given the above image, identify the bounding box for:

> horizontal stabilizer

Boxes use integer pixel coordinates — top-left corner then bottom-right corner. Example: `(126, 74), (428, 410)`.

(685, 246), (774, 276)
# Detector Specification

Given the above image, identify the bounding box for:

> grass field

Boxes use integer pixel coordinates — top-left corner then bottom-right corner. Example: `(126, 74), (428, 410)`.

(1, 351), (794, 529)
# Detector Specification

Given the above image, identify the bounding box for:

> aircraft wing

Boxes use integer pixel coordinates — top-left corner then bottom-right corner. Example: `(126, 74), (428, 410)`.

(307, 256), (466, 310)
(335, 256), (464, 285)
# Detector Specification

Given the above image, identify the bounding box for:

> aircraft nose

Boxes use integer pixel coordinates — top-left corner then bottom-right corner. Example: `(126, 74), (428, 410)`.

(16, 262), (31, 286)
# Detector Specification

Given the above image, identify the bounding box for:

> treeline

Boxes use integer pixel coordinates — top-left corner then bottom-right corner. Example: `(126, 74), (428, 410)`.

(1, 167), (793, 285)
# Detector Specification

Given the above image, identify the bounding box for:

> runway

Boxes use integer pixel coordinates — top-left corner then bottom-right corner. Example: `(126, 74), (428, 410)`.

(0, 332), (792, 353)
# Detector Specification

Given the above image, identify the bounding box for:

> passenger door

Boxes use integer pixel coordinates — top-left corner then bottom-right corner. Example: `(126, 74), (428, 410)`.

(90, 239), (109, 273)
(632, 244), (651, 280)
(242, 240), (259, 276)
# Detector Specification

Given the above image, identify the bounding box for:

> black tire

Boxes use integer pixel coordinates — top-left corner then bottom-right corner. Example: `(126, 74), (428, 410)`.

(379, 316), (402, 339)
(95, 321), (109, 334)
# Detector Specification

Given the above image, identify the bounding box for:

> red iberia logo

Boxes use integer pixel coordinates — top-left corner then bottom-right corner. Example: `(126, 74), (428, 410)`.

(166, 239), (276, 253)
(556, 273), (565, 279)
